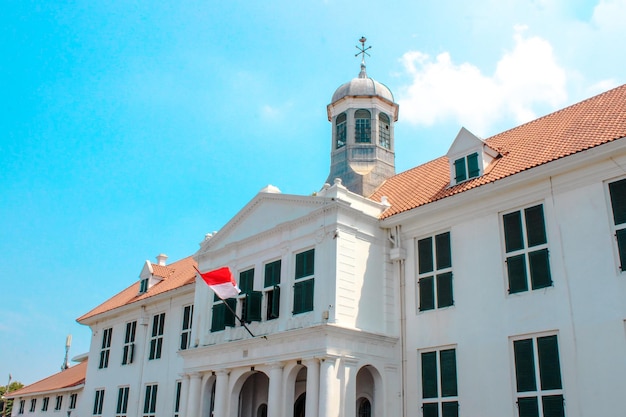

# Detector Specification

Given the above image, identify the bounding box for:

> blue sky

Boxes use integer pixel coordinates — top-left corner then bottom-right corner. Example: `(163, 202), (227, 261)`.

(2, 0), (625, 384)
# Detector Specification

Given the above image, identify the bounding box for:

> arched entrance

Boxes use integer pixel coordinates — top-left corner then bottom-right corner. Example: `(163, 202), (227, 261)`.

(293, 392), (306, 417)
(237, 371), (269, 417)
(356, 365), (381, 417)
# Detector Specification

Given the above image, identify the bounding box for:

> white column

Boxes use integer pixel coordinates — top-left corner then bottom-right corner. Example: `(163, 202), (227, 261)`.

(186, 373), (202, 417)
(304, 358), (319, 417)
(179, 375), (190, 417)
(212, 370), (230, 417)
(343, 359), (359, 417)
(268, 363), (284, 417)
(319, 357), (339, 417)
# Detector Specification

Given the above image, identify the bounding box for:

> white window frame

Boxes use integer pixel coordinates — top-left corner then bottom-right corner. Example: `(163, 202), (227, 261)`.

(510, 332), (565, 417)
(418, 344), (459, 417)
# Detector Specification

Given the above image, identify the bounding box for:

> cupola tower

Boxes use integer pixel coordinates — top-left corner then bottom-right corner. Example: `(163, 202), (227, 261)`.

(326, 38), (399, 196)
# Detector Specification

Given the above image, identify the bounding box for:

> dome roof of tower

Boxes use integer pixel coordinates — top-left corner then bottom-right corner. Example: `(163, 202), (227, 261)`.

(331, 64), (394, 103)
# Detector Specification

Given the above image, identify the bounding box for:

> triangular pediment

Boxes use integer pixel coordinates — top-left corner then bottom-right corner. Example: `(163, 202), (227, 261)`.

(446, 127), (484, 158)
(199, 190), (329, 253)
(139, 260), (153, 280)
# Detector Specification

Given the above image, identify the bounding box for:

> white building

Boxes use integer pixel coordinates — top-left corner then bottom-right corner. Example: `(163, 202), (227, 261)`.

(6, 358), (85, 417)
(13, 56), (626, 417)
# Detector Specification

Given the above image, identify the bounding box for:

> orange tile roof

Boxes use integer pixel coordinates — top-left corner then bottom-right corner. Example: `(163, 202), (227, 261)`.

(77, 256), (197, 322)
(372, 83), (626, 219)
(6, 361), (87, 398)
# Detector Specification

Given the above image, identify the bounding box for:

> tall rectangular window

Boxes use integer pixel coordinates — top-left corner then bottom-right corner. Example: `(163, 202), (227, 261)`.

(336, 113), (347, 149)
(420, 348), (459, 417)
(99, 327), (112, 369)
(180, 305), (193, 350)
(239, 269), (262, 323)
(54, 396), (62, 411)
(355, 109), (371, 143)
(29, 399), (36, 412)
(503, 204), (552, 294)
(143, 384), (158, 417)
(513, 335), (564, 417)
(417, 232), (453, 311)
(608, 178), (626, 271)
(19, 400), (25, 414)
(116, 386), (129, 417)
(174, 381), (182, 417)
(93, 389), (105, 415)
(41, 397), (49, 411)
(264, 260), (281, 320)
(293, 249), (315, 314)
(122, 320), (137, 365)
(148, 313), (165, 360)
(69, 394), (77, 409)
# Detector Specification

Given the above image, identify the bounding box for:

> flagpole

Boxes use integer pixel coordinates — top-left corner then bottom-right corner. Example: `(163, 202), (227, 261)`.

(219, 295), (256, 338)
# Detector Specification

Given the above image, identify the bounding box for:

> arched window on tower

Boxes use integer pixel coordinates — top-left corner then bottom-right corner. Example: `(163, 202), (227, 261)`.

(379, 112), (390, 149)
(355, 109), (371, 143)
(336, 113), (347, 149)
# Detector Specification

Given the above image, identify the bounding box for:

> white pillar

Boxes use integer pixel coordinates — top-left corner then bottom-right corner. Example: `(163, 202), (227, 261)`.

(212, 370), (230, 417)
(304, 358), (319, 417)
(319, 357), (339, 417)
(268, 363), (284, 417)
(344, 359), (359, 417)
(186, 373), (202, 417)
(179, 374), (190, 417)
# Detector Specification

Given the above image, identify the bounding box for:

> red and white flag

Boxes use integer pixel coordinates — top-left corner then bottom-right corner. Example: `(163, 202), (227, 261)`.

(194, 266), (241, 299)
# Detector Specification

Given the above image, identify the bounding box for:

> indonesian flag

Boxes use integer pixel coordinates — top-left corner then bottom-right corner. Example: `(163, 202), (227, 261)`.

(194, 266), (241, 299)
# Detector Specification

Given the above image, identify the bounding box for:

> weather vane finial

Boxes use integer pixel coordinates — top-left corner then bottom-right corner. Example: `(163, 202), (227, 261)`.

(355, 36), (371, 65)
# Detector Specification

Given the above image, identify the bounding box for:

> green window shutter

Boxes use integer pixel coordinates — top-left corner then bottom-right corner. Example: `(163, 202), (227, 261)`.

(439, 349), (458, 397)
(293, 279), (314, 314)
(504, 211), (524, 252)
(513, 339), (537, 392)
(295, 249), (315, 278)
(467, 152), (480, 178)
(616, 228), (626, 271)
(525, 205), (547, 247)
(454, 158), (466, 182)
(537, 336), (562, 390)
(436, 272), (454, 308)
(419, 277), (435, 311)
(418, 237), (434, 274)
(116, 388), (124, 414)
(239, 269), (254, 294)
(517, 397), (539, 417)
(421, 351), (438, 398)
(210, 304), (225, 332)
(541, 395), (565, 417)
(267, 286), (280, 319)
(224, 299), (236, 327)
(435, 232), (452, 269)
(246, 291), (263, 322)
(609, 178), (626, 225)
(529, 249), (552, 290)
(264, 260), (281, 287)
(442, 401), (459, 417)
(422, 403), (438, 417)
(507, 255), (529, 293)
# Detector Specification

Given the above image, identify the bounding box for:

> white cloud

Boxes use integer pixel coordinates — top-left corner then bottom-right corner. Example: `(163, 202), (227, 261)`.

(397, 26), (567, 136)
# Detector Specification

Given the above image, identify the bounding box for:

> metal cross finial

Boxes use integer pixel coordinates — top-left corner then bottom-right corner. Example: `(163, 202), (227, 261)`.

(355, 36), (371, 64)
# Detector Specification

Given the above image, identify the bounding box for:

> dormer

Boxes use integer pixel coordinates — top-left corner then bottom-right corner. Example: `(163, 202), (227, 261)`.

(446, 127), (500, 186)
(138, 254), (169, 294)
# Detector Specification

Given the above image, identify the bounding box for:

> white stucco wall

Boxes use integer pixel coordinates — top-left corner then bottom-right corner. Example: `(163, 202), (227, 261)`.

(394, 145), (626, 417)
